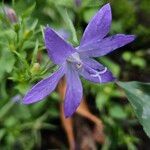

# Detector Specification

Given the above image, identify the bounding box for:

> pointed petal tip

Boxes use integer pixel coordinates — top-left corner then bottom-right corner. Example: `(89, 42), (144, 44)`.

(44, 24), (49, 29)
(80, 2), (112, 46)
(104, 75), (117, 83)
(112, 76), (117, 82)
(64, 110), (72, 118)
(63, 64), (83, 118)
(22, 97), (35, 105)
(98, 3), (111, 16)
(102, 3), (111, 10)
(22, 101), (30, 105)
(129, 35), (136, 41)
(64, 102), (79, 118)
(22, 67), (65, 106)
(44, 26), (51, 33)
(44, 26), (55, 36)
(46, 24), (49, 27)
(79, 34), (136, 57)
(64, 109), (76, 118)
(105, 3), (111, 7)
(101, 71), (117, 83)
(22, 94), (46, 105)
(22, 96), (29, 104)
(44, 26), (75, 65)
(64, 113), (73, 118)
(22, 98), (28, 104)
(124, 34), (136, 44)
(64, 99), (81, 118)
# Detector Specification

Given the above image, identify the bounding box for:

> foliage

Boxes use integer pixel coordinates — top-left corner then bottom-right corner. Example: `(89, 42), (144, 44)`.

(118, 82), (150, 137)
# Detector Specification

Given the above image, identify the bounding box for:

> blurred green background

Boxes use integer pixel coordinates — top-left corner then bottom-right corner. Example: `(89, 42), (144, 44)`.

(0, 0), (150, 149)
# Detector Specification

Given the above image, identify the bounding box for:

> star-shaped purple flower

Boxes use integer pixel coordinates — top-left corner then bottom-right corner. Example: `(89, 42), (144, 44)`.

(23, 4), (135, 117)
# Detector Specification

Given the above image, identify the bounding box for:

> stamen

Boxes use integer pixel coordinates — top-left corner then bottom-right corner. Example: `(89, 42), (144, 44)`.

(76, 63), (82, 69)
(98, 75), (102, 83)
(90, 67), (107, 83)
(91, 73), (102, 83)
(67, 52), (83, 70)
(99, 67), (107, 74)
(67, 52), (81, 63)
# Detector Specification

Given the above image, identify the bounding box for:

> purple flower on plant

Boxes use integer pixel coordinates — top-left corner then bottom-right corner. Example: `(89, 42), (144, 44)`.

(23, 4), (135, 117)
(74, 0), (82, 7)
(4, 6), (17, 23)
(56, 29), (70, 40)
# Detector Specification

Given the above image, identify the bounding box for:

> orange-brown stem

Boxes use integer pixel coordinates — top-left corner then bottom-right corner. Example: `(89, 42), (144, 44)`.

(57, 78), (105, 149)
(58, 78), (75, 150)
(60, 103), (75, 150)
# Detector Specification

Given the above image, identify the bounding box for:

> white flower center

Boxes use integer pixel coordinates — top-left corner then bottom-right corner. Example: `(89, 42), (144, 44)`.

(67, 52), (83, 69)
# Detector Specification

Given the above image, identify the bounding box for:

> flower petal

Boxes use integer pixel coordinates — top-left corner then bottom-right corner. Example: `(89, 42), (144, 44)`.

(80, 3), (112, 46)
(23, 66), (65, 104)
(44, 27), (75, 65)
(79, 58), (116, 83)
(64, 64), (83, 117)
(78, 34), (135, 57)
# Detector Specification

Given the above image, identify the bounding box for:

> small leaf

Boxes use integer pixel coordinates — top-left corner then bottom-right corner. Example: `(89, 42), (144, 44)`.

(131, 57), (146, 68)
(96, 92), (109, 110)
(64, 10), (78, 44)
(0, 130), (6, 140)
(31, 40), (39, 65)
(30, 19), (38, 30)
(122, 51), (132, 62)
(54, 6), (78, 44)
(22, 3), (36, 18)
(0, 50), (15, 80)
(109, 105), (127, 119)
(0, 101), (15, 119)
(83, 8), (97, 23)
(117, 81), (150, 137)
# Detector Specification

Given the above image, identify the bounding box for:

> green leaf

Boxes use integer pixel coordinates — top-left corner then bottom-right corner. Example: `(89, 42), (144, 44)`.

(117, 81), (150, 137)
(0, 50), (15, 80)
(131, 57), (146, 68)
(109, 105), (127, 119)
(0, 101), (15, 120)
(64, 10), (78, 44)
(31, 40), (39, 65)
(83, 8), (97, 23)
(22, 3), (36, 18)
(122, 51), (132, 62)
(96, 92), (109, 110)
(0, 129), (6, 140)
(54, 6), (78, 44)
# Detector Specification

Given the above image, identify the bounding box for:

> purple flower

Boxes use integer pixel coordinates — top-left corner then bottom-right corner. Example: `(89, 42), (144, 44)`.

(4, 6), (17, 23)
(74, 0), (82, 7)
(23, 4), (135, 117)
(56, 29), (70, 40)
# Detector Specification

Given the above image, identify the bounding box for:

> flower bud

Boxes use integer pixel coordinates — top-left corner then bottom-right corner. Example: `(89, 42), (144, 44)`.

(4, 6), (17, 23)
(31, 63), (40, 74)
(23, 30), (33, 40)
(74, 0), (82, 7)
